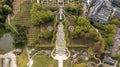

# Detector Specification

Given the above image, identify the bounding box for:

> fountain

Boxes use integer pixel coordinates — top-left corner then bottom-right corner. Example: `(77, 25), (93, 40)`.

(51, 22), (70, 67)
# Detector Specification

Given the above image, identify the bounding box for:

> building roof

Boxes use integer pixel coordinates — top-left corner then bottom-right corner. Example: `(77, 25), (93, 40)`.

(112, 0), (120, 7)
(113, 8), (120, 19)
(89, 0), (113, 23)
(103, 57), (116, 65)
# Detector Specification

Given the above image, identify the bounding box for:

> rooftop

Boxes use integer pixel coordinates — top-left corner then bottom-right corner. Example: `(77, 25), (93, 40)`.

(89, 0), (113, 23)
(103, 57), (116, 65)
(113, 8), (120, 19)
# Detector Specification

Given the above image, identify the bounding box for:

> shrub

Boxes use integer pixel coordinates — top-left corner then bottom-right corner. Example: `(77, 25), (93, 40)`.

(30, 3), (54, 26)
(38, 30), (53, 39)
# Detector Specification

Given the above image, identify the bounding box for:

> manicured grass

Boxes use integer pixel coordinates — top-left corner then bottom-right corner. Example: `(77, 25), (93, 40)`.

(73, 63), (87, 67)
(17, 49), (28, 67)
(32, 55), (71, 67)
(32, 55), (57, 67)
(64, 60), (71, 67)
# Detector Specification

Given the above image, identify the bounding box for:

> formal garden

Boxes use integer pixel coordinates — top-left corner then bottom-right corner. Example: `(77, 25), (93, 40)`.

(1, 0), (120, 67)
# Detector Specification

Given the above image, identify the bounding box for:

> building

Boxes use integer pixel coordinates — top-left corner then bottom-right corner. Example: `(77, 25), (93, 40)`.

(103, 57), (116, 65)
(40, 0), (73, 6)
(83, 0), (93, 6)
(112, 7), (120, 19)
(110, 0), (120, 7)
(89, 0), (113, 23)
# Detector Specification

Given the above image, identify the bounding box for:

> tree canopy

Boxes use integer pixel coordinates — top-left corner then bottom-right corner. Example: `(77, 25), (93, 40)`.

(0, 0), (12, 23)
(0, 0), (13, 37)
(30, 3), (54, 26)
(65, 3), (83, 15)
(38, 30), (53, 39)
(71, 17), (99, 41)
(13, 25), (28, 48)
(109, 18), (120, 25)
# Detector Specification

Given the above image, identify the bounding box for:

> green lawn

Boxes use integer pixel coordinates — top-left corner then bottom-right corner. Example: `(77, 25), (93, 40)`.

(32, 55), (57, 67)
(17, 49), (28, 67)
(74, 63), (87, 67)
(32, 55), (71, 67)
(64, 60), (71, 67)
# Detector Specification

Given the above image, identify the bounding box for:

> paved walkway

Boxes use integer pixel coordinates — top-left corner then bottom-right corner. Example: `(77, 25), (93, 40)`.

(112, 28), (120, 56)
(26, 47), (34, 67)
(93, 55), (102, 66)
(0, 51), (17, 67)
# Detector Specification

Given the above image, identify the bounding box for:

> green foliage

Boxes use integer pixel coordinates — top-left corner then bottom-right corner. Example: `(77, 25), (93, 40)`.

(13, 25), (28, 48)
(0, 0), (13, 35)
(0, 1), (12, 22)
(30, 3), (54, 26)
(0, 28), (6, 37)
(18, 49), (28, 67)
(65, 3), (83, 15)
(104, 37), (114, 46)
(47, 7), (59, 12)
(74, 25), (82, 34)
(3, 4), (12, 13)
(1, 0), (13, 7)
(109, 18), (120, 25)
(72, 17), (97, 40)
(76, 17), (93, 32)
(38, 30), (53, 39)
(114, 54), (120, 59)
(74, 63), (86, 67)
(100, 24), (116, 47)
(76, 17), (90, 25)
(32, 55), (58, 67)
(93, 21), (117, 47)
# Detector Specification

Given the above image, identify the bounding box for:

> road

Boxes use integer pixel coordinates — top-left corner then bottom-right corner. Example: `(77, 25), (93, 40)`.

(112, 28), (120, 56)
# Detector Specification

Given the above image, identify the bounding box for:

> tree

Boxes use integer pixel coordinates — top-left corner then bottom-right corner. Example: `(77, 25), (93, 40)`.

(13, 25), (28, 48)
(72, 17), (97, 39)
(0, 0), (13, 37)
(76, 17), (90, 25)
(43, 30), (52, 39)
(74, 25), (82, 34)
(104, 24), (116, 34)
(3, 4), (12, 14)
(109, 18), (120, 25)
(105, 37), (114, 46)
(114, 54), (120, 59)
(101, 24), (117, 38)
(65, 3), (83, 15)
(38, 30), (53, 39)
(75, 17), (93, 33)
(2, 0), (13, 7)
(30, 3), (54, 26)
